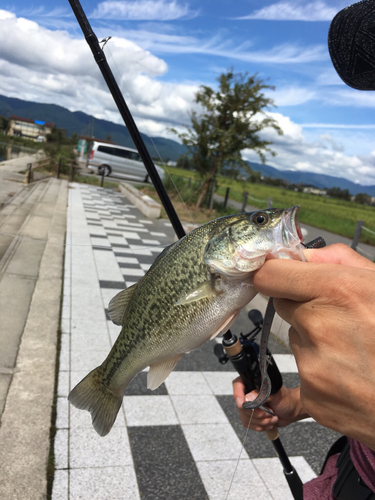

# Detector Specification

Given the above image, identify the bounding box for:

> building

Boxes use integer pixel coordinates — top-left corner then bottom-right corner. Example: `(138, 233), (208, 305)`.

(7, 115), (55, 142)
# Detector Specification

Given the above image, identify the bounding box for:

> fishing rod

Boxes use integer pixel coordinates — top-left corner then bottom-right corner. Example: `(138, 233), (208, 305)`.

(68, 3), (309, 498)
(68, 0), (186, 240)
(215, 310), (303, 500)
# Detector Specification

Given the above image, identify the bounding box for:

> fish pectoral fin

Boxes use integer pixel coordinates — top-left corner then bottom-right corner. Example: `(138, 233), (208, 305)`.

(108, 284), (137, 325)
(209, 310), (240, 340)
(176, 281), (221, 306)
(147, 354), (184, 390)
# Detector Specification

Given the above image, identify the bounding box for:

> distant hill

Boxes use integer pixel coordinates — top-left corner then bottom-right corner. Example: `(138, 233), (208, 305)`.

(247, 161), (375, 197)
(1, 94), (374, 196)
(0, 94), (186, 162)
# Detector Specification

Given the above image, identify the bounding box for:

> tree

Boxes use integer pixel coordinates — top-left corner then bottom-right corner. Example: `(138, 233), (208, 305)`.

(171, 70), (282, 207)
(327, 187), (351, 201)
(354, 192), (371, 204)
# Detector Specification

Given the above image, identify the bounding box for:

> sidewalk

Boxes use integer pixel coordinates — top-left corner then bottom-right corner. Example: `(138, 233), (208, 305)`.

(52, 183), (318, 500)
(0, 179), (342, 499)
(0, 177), (68, 499)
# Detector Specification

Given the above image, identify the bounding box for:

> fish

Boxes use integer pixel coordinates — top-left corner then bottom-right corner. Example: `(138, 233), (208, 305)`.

(68, 206), (304, 436)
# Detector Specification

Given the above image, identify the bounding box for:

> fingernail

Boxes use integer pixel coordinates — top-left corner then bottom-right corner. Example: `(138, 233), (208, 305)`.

(245, 393), (256, 402)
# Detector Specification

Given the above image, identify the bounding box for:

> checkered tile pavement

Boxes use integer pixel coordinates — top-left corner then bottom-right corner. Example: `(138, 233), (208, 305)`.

(53, 183), (339, 499)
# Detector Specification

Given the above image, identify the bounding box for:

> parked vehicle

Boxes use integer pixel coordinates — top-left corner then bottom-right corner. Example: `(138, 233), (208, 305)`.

(88, 141), (165, 182)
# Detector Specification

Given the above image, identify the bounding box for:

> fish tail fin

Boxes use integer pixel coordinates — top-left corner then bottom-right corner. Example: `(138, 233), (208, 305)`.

(68, 368), (122, 437)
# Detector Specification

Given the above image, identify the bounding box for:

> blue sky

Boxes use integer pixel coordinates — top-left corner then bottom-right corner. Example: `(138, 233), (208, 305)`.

(2, 0), (375, 186)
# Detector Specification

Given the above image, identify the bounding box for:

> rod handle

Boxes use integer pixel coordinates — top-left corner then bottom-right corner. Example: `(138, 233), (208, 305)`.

(265, 427), (279, 441)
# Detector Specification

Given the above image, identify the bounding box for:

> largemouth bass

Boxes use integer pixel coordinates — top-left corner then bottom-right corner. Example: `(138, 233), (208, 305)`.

(69, 206), (304, 436)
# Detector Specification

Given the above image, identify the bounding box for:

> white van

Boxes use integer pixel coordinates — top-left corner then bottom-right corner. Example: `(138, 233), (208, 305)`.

(88, 141), (165, 182)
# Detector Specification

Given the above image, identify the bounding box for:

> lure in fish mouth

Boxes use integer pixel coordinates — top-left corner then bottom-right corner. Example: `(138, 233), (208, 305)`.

(68, 206), (304, 436)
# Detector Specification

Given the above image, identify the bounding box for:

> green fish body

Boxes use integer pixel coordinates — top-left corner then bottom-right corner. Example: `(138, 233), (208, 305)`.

(69, 206), (304, 436)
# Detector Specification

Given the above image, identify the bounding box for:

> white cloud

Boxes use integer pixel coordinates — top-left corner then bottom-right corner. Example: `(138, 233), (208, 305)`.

(91, 0), (196, 20)
(102, 27), (328, 64)
(238, 1), (339, 22)
(269, 86), (316, 106)
(242, 112), (375, 186)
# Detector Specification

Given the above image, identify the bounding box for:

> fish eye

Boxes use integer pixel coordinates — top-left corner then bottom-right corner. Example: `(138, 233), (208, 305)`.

(252, 212), (268, 225)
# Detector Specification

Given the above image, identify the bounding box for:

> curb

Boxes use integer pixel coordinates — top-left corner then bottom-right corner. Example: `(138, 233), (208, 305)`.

(118, 181), (161, 218)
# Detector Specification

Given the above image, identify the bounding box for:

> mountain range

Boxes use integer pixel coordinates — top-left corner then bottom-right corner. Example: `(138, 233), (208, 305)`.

(0, 94), (374, 197)
(247, 161), (375, 197)
(0, 94), (186, 162)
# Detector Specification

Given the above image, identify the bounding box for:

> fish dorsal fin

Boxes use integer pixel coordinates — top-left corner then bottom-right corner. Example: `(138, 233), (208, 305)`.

(108, 284), (137, 325)
(147, 354), (184, 390)
(176, 280), (222, 306)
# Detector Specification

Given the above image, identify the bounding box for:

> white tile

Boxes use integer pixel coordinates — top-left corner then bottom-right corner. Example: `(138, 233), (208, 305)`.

(70, 350), (108, 372)
(273, 354), (298, 373)
(123, 395), (178, 426)
(56, 397), (69, 429)
(93, 249), (124, 281)
(203, 371), (238, 395)
(150, 232), (167, 237)
(115, 256), (139, 264)
(69, 426), (133, 468)
(59, 334), (70, 371)
(165, 371), (212, 395)
(57, 370), (69, 397)
(121, 231), (141, 239)
(71, 332), (111, 352)
(252, 456), (316, 500)
(90, 237), (112, 248)
(182, 423), (246, 462)
(171, 395), (228, 424)
(52, 469), (68, 500)
(196, 459), (272, 500)
(127, 246), (153, 256)
(121, 268), (144, 276)
(107, 235), (128, 245)
(140, 263), (151, 271)
(54, 429), (68, 469)
(139, 219), (153, 224)
(141, 239), (160, 245)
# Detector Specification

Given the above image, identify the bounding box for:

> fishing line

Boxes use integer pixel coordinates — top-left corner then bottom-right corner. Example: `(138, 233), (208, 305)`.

(225, 409), (254, 500)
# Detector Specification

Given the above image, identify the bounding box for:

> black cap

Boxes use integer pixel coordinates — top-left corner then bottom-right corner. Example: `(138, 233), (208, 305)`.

(328, 0), (375, 90)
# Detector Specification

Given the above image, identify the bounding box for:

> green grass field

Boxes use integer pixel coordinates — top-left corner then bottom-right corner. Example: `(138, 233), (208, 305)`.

(163, 166), (375, 246)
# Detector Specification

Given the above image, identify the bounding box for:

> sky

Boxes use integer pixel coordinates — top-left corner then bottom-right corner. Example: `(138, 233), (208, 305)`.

(1, 0), (375, 186)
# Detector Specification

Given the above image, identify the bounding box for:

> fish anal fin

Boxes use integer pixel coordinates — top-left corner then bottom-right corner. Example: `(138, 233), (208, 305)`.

(147, 354), (184, 390)
(108, 284), (137, 325)
(210, 310), (241, 340)
(176, 281), (221, 306)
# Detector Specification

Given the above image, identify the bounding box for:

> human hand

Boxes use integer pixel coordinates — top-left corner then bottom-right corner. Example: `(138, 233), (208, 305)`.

(233, 377), (308, 431)
(252, 243), (375, 450)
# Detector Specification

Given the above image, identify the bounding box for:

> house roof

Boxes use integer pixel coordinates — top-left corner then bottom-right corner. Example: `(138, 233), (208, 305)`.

(9, 115), (55, 128)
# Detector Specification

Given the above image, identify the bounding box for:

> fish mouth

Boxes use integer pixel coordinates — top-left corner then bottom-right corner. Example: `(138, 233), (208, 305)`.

(282, 205), (303, 247)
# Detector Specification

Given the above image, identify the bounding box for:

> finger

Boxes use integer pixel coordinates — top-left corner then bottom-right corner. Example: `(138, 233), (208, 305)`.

(253, 259), (331, 301)
(303, 244), (375, 270)
(233, 377), (247, 407)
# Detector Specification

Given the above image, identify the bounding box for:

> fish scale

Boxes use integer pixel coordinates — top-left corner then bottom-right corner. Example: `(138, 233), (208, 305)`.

(69, 206), (304, 436)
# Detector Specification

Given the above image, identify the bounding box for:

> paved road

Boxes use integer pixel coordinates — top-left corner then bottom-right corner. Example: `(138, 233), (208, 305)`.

(53, 183), (340, 500)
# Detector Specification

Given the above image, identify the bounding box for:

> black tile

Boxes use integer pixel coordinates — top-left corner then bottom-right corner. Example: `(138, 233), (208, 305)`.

(92, 246), (112, 251)
(87, 222), (102, 226)
(124, 372), (167, 396)
(119, 262), (142, 269)
(99, 280), (126, 289)
(128, 425), (207, 500)
(89, 234), (108, 239)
